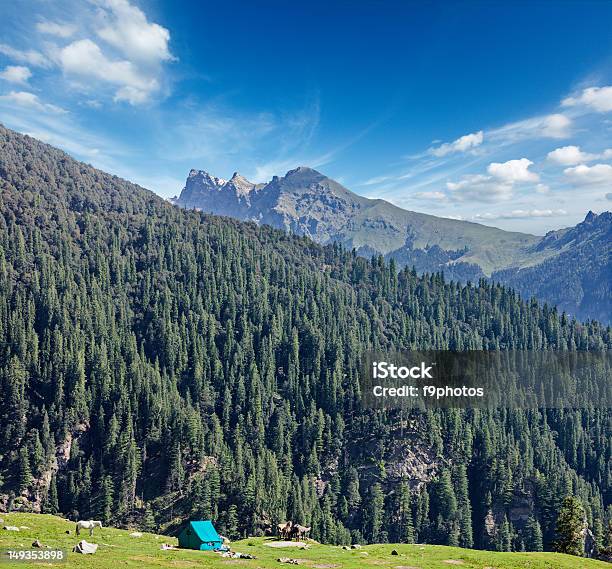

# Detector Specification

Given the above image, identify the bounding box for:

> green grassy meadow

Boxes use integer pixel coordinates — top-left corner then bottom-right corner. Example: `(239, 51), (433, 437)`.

(0, 513), (607, 569)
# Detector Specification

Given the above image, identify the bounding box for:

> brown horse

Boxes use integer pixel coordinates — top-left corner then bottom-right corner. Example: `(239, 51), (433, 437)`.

(277, 521), (293, 540)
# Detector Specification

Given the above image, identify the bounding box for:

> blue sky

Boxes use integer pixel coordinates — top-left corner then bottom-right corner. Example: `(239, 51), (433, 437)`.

(0, 0), (611, 233)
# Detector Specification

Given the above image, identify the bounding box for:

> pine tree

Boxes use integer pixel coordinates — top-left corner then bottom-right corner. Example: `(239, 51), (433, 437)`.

(553, 496), (585, 556)
(226, 505), (239, 540)
(396, 481), (415, 544)
(92, 475), (114, 524)
(17, 447), (32, 491)
(454, 465), (473, 548)
(344, 467), (361, 512)
(363, 483), (385, 543)
(44, 474), (59, 515)
(142, 504), (156, 532)
(524, 515), (543, 551)
(496, 516), (513, 552)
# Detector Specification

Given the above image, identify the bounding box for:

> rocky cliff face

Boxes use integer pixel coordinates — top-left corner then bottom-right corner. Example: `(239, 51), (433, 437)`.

(174, 169), (261, 219)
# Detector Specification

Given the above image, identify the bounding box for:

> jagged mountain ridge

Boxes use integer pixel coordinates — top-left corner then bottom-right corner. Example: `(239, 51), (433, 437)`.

(173, 166), (611, 323)
(173, 166), (541, 275)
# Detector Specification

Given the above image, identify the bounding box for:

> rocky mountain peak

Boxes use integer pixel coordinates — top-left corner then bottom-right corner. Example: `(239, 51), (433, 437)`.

(284, 166), (325, 182)
(185, 169), (227, 188)
(287, 165), (320, 175)
(226, 172), (255, 197)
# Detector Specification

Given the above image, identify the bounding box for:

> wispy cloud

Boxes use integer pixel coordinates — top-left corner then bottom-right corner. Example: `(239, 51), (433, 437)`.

(0, 65), (31, 84)
(36, 20), (76, 38)
(473, 209), (567, 221)
(0, 43), (50, 68)
(487, 113), (572, 144)
(250, 111), (385, 183)
(0, 91), (66, 114)
(0, 88), (133, 174)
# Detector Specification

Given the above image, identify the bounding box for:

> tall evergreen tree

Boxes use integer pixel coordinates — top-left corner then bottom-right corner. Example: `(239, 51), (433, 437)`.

(554, 496), (585, 557)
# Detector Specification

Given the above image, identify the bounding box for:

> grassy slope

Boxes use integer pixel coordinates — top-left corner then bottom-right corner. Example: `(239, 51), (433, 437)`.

(0, 514), (607, 569)
(343, 201), (544, 275)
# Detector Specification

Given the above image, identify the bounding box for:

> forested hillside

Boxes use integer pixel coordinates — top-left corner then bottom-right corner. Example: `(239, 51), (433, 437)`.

(0, 125), (610, 556)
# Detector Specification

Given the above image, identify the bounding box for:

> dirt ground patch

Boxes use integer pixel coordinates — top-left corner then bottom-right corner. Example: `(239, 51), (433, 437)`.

(443, 561), (465, 566)
(265, 541), (308, 548)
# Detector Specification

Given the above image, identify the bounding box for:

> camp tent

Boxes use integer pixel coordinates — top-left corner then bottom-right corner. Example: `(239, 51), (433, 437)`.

(178, 520), (223, 551)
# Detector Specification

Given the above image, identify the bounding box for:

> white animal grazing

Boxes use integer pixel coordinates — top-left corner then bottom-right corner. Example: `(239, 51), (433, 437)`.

(75, 520), (103, 536)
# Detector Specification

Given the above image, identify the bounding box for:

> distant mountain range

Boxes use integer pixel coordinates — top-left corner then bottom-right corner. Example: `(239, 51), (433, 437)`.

(172, 166), (611, 323)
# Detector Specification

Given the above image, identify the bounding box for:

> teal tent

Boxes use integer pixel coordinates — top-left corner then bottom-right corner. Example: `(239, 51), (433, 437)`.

(178, 520), (223, 551)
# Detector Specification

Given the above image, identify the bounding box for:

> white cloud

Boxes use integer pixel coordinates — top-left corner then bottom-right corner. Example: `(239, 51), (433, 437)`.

(563, 86), (612, 113)
(48, 0), (176, 105)
(444, 158), (540, 204)
(2, 0), (174, 106)
(0, 91), (66, 114)
(446, 174), (489, 191)
(563, 163), (612, 186)
(535, 183), (550, 194)
(96, 0), (174, 65)
(0, 65), (32, 84)
(446, 174), (514, 203)
(488, 158), (539, 183)
(58, 39), (159, 104)
(547, 145), (600, 165)
(540, 114), (572, 138)
(473, 209), (567, 221)
(36, 21), (77, 38)
(412, 190), (447, 200)
(430, 130), (484, 157)
(0, 43), (50, 68)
